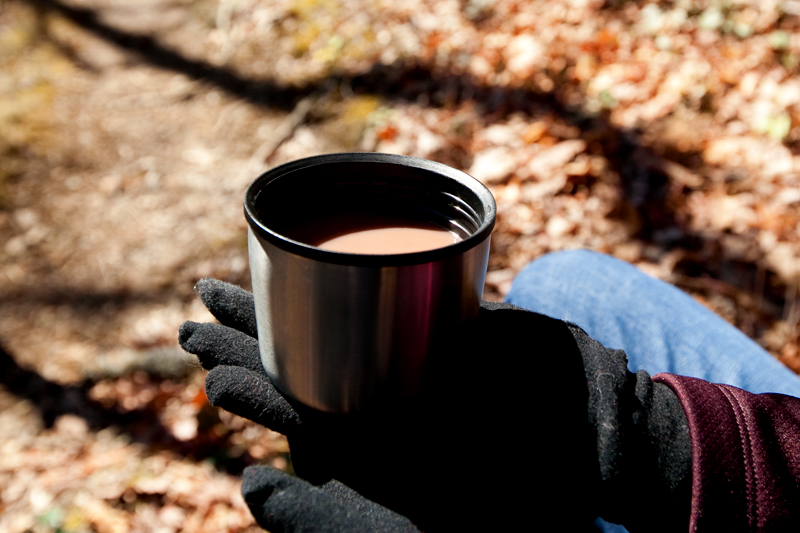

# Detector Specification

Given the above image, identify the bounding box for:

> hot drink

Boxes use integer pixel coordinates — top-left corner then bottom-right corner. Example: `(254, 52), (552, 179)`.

(282, 212), (461, 255)
(315, 225), (460, 254)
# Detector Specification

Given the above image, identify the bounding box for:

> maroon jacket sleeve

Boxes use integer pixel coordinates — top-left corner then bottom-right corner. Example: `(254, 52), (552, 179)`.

(654, 374), (800, 532)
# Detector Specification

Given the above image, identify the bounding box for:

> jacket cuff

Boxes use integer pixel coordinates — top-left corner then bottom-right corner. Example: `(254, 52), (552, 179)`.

(654, 373), (800, 532)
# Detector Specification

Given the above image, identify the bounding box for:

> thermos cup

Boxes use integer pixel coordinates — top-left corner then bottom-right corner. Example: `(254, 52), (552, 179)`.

(244, 153), (496, 413)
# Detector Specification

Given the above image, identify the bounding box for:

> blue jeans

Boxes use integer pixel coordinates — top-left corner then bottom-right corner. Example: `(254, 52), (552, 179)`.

(504, 250), (800, 532)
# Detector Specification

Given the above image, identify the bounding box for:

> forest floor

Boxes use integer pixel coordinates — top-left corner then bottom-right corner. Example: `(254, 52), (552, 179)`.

(3, 0), (800, 531)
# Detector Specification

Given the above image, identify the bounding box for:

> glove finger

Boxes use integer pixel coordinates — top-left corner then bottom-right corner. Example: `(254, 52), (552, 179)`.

(179, 321), (265, 376)
(242, 466), (398, 533)
(195, 278), (258, 337)
(319, 480), (420, 533)
(206, 365), (300, 436)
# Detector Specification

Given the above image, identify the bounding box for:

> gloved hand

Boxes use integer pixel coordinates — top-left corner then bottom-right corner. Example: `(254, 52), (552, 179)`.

(179, 278), (692, 532)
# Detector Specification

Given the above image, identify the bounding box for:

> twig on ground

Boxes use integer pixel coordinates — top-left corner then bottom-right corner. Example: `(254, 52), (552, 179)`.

(240, 93), (321, 180)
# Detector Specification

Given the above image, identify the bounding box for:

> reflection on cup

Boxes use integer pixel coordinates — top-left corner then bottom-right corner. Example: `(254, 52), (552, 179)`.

(244, 153), (496, 413)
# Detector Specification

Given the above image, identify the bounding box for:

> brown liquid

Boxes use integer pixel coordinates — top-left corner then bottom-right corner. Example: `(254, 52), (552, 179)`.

(280, 212), (463, 255)
(316, 226), (460, 254)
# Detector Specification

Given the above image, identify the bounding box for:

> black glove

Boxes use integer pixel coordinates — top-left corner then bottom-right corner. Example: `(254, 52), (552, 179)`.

(241, 466), (418, 533)
(180, 278), (692, 532)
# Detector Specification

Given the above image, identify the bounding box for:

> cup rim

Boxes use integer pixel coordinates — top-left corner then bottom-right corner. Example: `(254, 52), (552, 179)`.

(244, 153), (497, 267)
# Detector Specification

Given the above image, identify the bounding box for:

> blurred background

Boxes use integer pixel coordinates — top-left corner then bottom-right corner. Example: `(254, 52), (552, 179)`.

(3, 0), (800, 530)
